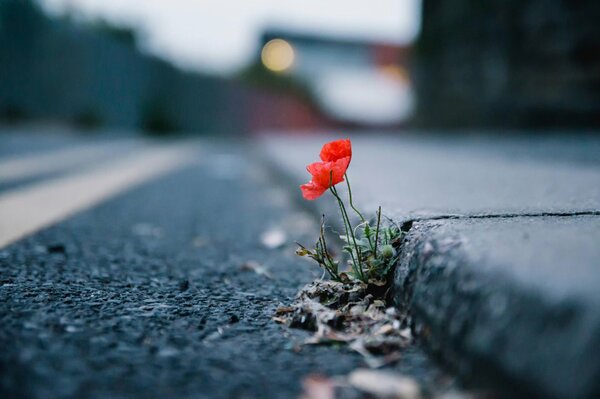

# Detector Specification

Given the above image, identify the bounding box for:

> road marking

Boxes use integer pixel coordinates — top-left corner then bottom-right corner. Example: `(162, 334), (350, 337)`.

(0, 140), (138, 183)
(0, 144), (197, 248)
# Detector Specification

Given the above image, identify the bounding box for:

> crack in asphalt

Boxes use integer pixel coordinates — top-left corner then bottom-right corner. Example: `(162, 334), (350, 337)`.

(401, 210), (600, 224)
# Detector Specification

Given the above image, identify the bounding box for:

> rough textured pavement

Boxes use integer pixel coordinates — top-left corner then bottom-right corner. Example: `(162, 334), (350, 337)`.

(395, 216), (600, 398)
(0, 137), (451, 399)
(262, 132), (600, 398)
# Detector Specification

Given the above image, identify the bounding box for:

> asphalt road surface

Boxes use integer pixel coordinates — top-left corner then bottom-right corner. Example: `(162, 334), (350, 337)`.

(0, 131), (451, 399)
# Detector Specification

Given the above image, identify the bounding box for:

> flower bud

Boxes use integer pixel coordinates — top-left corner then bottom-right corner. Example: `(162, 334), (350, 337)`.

(381, 244), (396, 259)
(296, 247), (310, 257)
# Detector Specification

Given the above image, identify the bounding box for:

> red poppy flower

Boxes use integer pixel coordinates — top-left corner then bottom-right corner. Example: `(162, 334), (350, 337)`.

(320, 138), (352, 163)
(300, 139), (352, 200)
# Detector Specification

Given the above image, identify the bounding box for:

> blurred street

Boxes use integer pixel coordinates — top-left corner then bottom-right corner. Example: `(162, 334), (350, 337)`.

(0, 128), (454, 398)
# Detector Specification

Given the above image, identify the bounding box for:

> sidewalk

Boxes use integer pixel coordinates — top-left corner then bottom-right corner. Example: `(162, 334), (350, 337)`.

(262, 132), (600, 398)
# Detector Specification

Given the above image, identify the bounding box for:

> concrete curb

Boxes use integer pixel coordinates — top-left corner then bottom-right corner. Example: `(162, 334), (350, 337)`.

(392, 216), (600, 399)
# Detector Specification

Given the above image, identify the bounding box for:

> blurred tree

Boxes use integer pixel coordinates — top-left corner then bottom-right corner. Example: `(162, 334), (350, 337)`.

(140, 98), (179, 135)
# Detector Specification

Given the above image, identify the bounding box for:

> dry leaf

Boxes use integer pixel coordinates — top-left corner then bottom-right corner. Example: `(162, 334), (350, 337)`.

(275, 306), (295, 315)
(373, 324), (394, 336)
(349, 340), (401, 369)
(300, 375), (336, 399)
(348, 369), (421, 399)
(277, 280), (411, 367)
(240, 261), (273, 279)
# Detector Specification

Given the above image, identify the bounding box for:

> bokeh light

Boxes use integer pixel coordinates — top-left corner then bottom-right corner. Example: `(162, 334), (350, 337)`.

(261, 39), (295, 73)
(378, 64), (409, 83)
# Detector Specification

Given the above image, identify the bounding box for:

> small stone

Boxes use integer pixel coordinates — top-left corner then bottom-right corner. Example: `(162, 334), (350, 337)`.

(47, 243), (66, 254)
(179, 279), (190, 292)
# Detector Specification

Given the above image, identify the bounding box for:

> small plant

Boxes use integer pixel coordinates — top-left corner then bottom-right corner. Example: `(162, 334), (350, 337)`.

(296, 139), (402, 283)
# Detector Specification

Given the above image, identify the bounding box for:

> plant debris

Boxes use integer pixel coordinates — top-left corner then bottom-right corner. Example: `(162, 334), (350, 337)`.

(299, 375), (337, 399)
(348, 369), (421, 399)
(274, 280), (411, 368)
(240, 261), (273, 279)
(298, 370), (422, 399)
(131, 223), (163, 238)
(298, 370), (476, 399)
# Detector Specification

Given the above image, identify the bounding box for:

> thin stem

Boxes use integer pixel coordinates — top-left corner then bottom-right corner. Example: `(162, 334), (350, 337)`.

(328, 171), (364, 281)
(330, 185), (365, 281)
(331, 188), (359, 277)
(319, 217), (329, 260)
(374, 206), (381, 258)
(344, 173), (365, 222)
(319, 217), (338, 277)
(345, 174), (376, 264)
(317, 237), (339, 281)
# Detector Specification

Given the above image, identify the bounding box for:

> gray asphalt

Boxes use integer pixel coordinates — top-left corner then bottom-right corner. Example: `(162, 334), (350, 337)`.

(0, 136), (451, 399)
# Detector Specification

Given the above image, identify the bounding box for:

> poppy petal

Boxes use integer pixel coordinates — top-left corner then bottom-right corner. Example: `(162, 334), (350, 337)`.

(300, 181), (327, 200)
(319, 139), (352, 163)
(300, 140), (352, 201)
(306, 159), (348, 188)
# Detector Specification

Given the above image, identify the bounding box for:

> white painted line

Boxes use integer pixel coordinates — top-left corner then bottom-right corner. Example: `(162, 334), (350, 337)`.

(0, 140), (138, 183)
(0, 145), (197, 248)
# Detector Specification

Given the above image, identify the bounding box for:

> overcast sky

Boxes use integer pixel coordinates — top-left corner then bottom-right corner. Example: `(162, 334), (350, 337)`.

(39, 0), (422, 74)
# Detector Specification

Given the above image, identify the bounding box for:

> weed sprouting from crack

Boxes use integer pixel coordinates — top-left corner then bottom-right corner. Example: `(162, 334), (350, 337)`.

(274, 138), (413, 366)
(295, 139), (404, 284)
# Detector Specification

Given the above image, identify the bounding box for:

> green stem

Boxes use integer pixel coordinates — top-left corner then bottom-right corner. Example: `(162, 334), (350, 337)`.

(344, 173), (365, 222)
(345, 174), (375, 257)
(317, 237), (339, 281)
(331, 190), (359, 277)
(374, 206), (382, 258)
(357, 221), (375, 255)
(330, 185), (365, 281)
(319, 217), (339, 279)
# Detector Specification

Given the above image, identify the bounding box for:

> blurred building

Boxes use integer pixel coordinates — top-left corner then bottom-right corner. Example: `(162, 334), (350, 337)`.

(0, 1), (417, 134)
(414, 0), (600, 128)
(0, 0), (246, 134)
(257, 30), (415, 127)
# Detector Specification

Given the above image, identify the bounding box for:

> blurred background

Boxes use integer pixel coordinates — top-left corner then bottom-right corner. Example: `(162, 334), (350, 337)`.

(0, 0), (599, 134)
